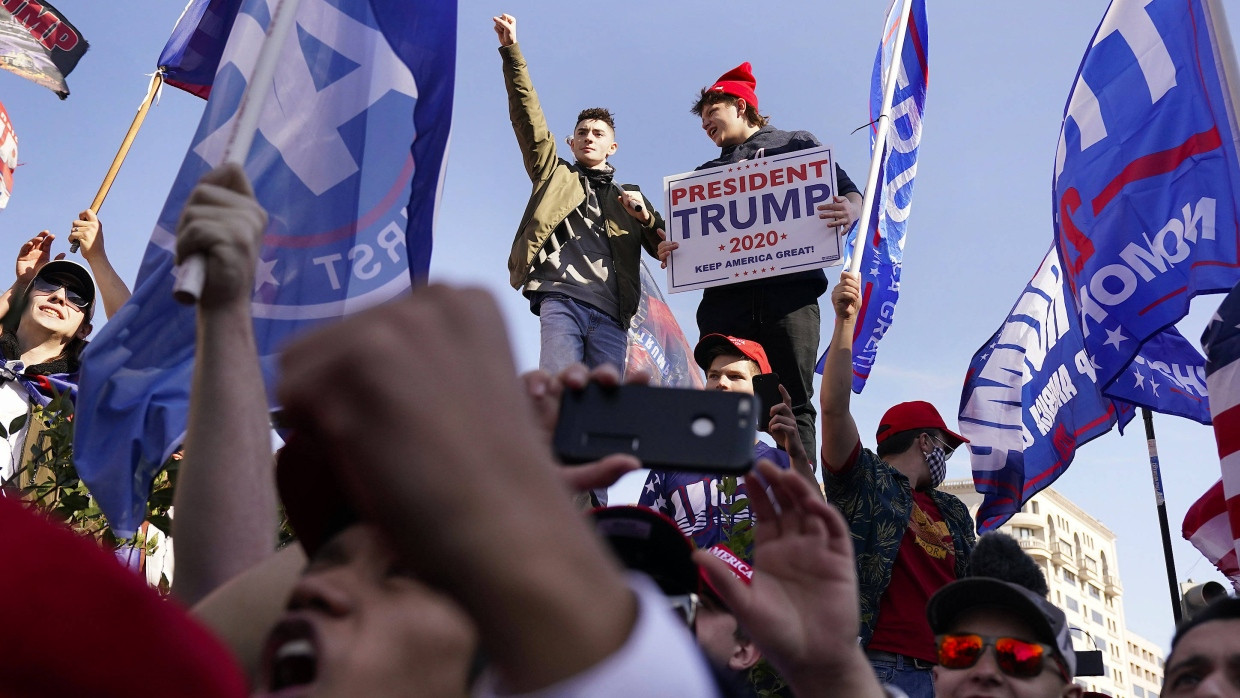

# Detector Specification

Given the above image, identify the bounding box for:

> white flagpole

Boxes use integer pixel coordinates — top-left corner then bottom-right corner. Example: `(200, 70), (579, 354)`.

(172, 0), (304, 304)
(848, 0), (914, 275)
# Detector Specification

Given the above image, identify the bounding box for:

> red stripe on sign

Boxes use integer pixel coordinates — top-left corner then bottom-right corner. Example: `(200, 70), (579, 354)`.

(1091, 127), (1222, 216)
(1214, 403), (1240, 459)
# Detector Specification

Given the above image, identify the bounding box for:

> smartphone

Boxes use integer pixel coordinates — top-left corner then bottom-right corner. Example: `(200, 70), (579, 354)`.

(554, 383), (757, 474)
(751, 372), (783, 433)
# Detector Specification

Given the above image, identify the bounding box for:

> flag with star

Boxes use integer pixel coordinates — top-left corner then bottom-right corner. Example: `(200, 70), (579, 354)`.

(1053, 0), (1240, 412)
(959, 246), (1135, 531)
(73, 0), (456, 535)
(819, 0), (929, 393)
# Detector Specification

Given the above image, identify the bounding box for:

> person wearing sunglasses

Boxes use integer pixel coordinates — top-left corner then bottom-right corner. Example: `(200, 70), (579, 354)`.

(819, 271), (977, 697)
(926, 577), (1081, 698)
(0, 255), (95, 491)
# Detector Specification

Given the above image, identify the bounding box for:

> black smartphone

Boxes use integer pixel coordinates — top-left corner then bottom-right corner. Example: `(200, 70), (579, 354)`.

(751, 372), (782, 433)
(554, 383), (757, 474)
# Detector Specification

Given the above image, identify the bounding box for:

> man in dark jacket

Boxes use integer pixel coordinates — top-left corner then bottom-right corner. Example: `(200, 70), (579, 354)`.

(495, 14), (663, 376)
(659, 62), (863, 465)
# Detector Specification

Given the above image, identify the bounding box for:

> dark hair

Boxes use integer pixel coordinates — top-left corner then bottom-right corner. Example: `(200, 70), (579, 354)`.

(1170, 596), (1240, 655)
(690, 90), (769, 128)
(969, 532), (1050, 596)
(876, 428), (940, 460)
(575, 107), (615, 132)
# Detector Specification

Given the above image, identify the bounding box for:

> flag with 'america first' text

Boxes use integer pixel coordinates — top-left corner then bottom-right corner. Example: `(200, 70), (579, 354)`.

(75, 0), (455, 535)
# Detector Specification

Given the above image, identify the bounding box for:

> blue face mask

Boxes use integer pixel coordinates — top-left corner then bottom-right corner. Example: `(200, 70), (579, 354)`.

(924, 445), (947, 488)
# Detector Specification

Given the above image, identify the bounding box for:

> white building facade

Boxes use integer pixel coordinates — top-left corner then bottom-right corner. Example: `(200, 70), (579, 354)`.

(942, 480), (1164, 697)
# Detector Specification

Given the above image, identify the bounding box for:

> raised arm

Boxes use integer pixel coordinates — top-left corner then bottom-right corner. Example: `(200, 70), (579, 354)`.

(0, 231), (55, 321)
(494, 13), (559, 185)
(820, 272), (862, 471)
(68, 210), (132, 318)
(171, 163), (276, 606)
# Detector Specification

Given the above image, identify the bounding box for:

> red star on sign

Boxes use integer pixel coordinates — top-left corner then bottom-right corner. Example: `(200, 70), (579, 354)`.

(718, 244), (725, 251)
(761, 267), (767, 272)
(743, 271), (749, 276)
(781, 233), (788, 240)
(734, 273), (740, 277)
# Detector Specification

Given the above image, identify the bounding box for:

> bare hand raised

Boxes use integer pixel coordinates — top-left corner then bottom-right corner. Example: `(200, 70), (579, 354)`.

(173, 163), (268, 310)
(831, 271), (861, 322)
(492, 13), (516, 47)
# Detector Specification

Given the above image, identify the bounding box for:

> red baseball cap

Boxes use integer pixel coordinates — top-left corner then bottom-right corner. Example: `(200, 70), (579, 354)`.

(875, 400), (969, 448)
(694, 334), (773, 374)
(707, 62), (759, 112)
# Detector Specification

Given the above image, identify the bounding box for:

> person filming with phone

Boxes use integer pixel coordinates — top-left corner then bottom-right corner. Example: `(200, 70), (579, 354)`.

(638, 334), (814, 550)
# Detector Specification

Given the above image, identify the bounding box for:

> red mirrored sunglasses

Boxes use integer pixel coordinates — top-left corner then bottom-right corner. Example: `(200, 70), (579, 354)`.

(936, 634), (1069, 682)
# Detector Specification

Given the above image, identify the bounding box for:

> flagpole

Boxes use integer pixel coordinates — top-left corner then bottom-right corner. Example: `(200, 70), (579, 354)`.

(172, 0), (303, 304)
(69, 71), (164, 253)
(1142, 407), (1185, 625)
(848, 0), (914, 274)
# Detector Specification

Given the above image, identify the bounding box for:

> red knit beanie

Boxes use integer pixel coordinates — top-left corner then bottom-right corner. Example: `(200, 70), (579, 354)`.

(707, 62), (759, 112)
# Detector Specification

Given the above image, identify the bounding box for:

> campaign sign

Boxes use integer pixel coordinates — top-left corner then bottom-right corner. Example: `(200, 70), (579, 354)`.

(663, 146), (843, 293)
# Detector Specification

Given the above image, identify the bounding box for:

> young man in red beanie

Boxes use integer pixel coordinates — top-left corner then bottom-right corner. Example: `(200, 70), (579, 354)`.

(658, 62), (864, 468)
(494, 13), (663, 380)
(818, 271), (976, 698)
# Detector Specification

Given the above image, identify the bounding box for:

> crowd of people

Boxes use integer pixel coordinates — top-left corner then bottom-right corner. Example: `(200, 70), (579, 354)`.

(0, 11), (1235, 698)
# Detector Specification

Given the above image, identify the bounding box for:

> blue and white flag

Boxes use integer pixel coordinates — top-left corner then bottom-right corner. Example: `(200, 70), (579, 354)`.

(959, 247), (1135, 531)
(74, 0), (456, 535)
(1054, 0), (1240, 405)
(825, 0), (928, 393)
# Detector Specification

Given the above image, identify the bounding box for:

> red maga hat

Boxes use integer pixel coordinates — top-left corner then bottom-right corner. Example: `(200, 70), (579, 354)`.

(694, 334), (772, 375)
(707, 62), (758, 112)
(876, 400), (969, 448)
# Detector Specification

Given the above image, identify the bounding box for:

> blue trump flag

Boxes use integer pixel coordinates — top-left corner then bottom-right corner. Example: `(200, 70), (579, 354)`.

(75, 0), (456, 535)
(1054, 0), (1240, 405)
(959, 247), (1136, 531)
(159, 0), (245, 98)
(818, 0), (928, 392)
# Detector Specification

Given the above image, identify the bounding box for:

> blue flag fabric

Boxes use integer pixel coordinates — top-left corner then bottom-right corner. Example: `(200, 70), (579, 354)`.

(820, 0), (928, 392)
(158, 0), (245, 98)
(1054, 0), (1240, 404)
(75, 0), (456, 535)
(959, 247), (1136, 531)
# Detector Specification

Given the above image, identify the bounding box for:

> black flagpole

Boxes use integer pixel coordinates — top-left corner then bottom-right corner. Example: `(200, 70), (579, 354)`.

(1142, 407), (1184, 625)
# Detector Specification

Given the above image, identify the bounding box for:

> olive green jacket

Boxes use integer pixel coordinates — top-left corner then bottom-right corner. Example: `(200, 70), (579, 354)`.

(500, 43), (663, 326)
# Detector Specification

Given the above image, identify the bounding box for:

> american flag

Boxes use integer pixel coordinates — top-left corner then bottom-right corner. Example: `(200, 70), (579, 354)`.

(1191, 282), (1240, 590)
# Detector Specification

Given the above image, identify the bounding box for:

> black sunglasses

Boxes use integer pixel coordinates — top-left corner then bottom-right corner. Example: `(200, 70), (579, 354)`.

(30, 277), (90, 312)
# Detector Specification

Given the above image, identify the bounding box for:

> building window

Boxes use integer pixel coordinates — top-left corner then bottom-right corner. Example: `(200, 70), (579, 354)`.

(1092, 610), (1103, 624)
(1088, 585), (1101, 599)
(1096, 637), (1107, 652)
(1134, 687), (1145, 698)
(1065, 596), (1079, 612)
(1032, 501), (1040, 514)
(1063, 569), (1077, 584)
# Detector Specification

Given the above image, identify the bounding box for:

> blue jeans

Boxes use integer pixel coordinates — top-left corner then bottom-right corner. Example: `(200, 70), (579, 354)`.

(868, 655), (934, 698)
(537, 294), (628, 375)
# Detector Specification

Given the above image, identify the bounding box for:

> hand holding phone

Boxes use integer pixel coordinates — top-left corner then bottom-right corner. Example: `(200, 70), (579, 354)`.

(553, 383), (757, 474)
(751, 372), (783, 433)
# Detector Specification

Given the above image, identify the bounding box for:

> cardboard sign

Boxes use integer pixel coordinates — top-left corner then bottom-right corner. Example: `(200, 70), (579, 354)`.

(663, 146), (844, 293)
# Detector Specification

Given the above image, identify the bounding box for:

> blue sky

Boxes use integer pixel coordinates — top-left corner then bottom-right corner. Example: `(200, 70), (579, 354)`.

(0, 0), (1232, 649)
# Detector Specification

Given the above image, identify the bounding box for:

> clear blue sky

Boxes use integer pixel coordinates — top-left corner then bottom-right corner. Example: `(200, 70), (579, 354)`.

(0, 0), (1230, 649)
